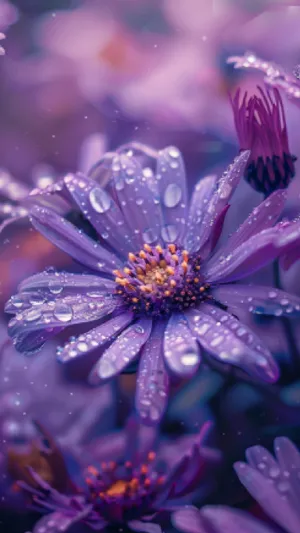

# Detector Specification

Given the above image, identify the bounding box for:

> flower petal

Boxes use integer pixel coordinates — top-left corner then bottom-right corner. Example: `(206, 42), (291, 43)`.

(111, 154), (164, 247)
(205, 227), (278, 283)
(212, 284), (300, 317)
(201, 505), (276, 533)
(274, 437), (300, 502)
(89, 318), (152, 383)
(211, 190), (287, 265)
(185, 304), (279, 382)
(171, 506), (207, 533)
(57, 312), (134, 363)
(155, 146), (187, 245)
(184, 175), (217, 252)
(64, 173), (136, 256)
(196, 151), (250, 253)
(276, 219), (300, 270)
(19, 271), (115, 294)
(234, 462), (300, 533)
(163, 313), (201, 376)
(8, 293), (118, 354)
(136, 322), (169, 425)
(30, 205), (121, 275)
(129, 520), (162, 533)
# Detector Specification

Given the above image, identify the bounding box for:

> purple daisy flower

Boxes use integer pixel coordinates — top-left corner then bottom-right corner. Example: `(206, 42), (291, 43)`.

(6, 145), (300, 425)
(17, 420), (216, 533)
(172, 435), (300, 533)
(231, 86), (296, 195)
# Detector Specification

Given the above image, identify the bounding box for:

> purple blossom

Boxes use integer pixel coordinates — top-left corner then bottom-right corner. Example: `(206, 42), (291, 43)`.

(17, 420), (216, 533)
(172, 436), (300, 533)
(231, 86), (296, 195)
(6, 144), (300, 425)
(0, 323), (114, 448)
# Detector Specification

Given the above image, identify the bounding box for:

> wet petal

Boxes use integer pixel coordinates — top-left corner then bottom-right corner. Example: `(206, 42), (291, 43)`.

(64, 173), (136, 256)
(163, 313), (201, 376)
(234, 462), (300, 533)
(89, 318), (152, 383)
(185, 304), (279, 383)
(171, 506), (207, 533)
(129, 520), (162, 533)
(156, 146), (187, 245)
(212, 284), (300, 317)
(111, 154), (164, 248)
(30, 205), (121, 275)
(205, 227), (278, 283)
(274, 437), (300, 502)
(276, 219), (300, 270)
(211, 190), (287, 265)
(196, 151), (250, 254)
(19, 271), (115, 295)
(8, 293), (118, 354)
(57, 312), (134, 362)
(201, 505), (276, 533)
(136, 322), (169, 425)
(184, 175), (217, 252)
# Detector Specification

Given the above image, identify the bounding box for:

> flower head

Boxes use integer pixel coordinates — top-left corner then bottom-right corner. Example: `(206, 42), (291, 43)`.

(6, 144), (300, 425)
(231, 86), (296, 195)
(17, 420), (215, 533)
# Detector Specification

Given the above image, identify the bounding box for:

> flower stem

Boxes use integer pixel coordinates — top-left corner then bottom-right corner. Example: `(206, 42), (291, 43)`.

(273, 259), (300, 372)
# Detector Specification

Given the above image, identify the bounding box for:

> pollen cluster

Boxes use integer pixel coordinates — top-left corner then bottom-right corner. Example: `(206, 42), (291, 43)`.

(114, 244), (210, 317)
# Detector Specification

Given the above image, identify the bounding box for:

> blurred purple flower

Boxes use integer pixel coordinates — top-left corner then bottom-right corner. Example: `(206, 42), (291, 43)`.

(172, 435), (300, 533)
(6, 145), (300, 425)
(19, 420), (216, 533)
(231, 86), (296, 195)
(0, 321), (113, 447)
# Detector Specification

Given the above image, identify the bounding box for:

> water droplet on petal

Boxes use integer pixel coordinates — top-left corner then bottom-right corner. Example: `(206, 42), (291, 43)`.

(54, 304), (73, 323)
(89, 187), (112, 213)
(48, 281), (63, 295)
(161, 224), (178, 243)
(163, 183), (182, 208)
(29, 294), (46, 306)
(142, 228), (158, 244)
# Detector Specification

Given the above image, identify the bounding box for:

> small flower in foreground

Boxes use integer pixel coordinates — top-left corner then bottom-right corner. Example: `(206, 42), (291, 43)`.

(0, 321), (113, 446)
(173, 435), (300, 533)
(228, 51), (300, 107)
(17, 420), (216, 533)
(234, 436), (300, 533)
(6, 145), (300, 424)
(231, 87), (296, 195)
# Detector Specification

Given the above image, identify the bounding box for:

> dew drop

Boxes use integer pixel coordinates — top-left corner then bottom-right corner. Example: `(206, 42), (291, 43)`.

(142, 227), (158, 244)
(181, 351), (199, 366)
(168, 147), (180, 158)
(89, 187), (112, 213)
(48, 281), (63, 295)
(54, 304), (73, 323)
(163, 183), (182, 208)
(161, 224), (178, 243)
(29, 294), (46, 306)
